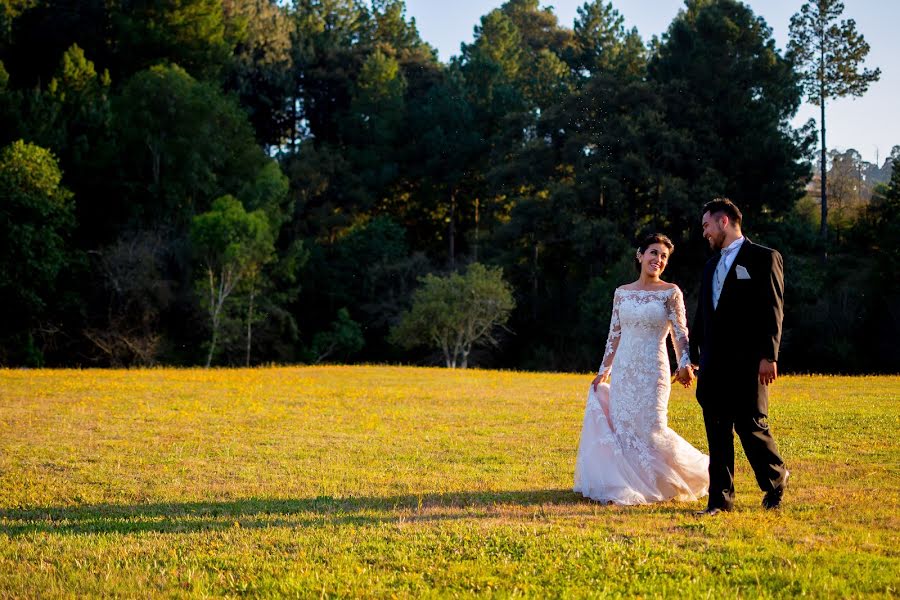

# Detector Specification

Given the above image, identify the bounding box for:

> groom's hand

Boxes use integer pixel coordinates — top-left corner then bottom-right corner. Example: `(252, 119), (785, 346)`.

(674, 367), (694, 388)
(759, 359), (777, 386)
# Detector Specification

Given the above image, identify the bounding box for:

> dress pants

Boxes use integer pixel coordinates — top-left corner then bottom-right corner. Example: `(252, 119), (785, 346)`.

(703, 404), (788, 510)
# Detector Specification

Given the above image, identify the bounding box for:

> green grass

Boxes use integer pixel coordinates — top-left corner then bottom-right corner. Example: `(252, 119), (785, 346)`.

(0, 367), (898, 597)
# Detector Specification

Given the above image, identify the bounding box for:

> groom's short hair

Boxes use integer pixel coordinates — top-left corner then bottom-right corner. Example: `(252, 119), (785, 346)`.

(703, 197), (742, 227)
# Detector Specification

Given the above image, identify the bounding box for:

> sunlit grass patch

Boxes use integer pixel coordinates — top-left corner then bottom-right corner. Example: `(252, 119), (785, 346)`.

(1, 367), (898, 596)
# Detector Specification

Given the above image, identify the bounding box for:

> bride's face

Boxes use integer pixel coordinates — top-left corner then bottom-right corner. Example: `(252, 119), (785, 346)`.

(639, 243), (670, 278)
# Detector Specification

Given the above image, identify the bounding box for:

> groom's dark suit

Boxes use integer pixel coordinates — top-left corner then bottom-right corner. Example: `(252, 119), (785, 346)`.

(690, 238), (788, 511)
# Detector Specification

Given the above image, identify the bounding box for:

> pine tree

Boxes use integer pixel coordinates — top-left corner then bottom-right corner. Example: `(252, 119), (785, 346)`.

(788, 0), (880, 247)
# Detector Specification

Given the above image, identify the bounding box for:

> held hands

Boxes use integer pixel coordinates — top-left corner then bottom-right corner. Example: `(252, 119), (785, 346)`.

(759, 359), (777, 386)
(674, 366), (695, 388)
(597, 365), (698, 390)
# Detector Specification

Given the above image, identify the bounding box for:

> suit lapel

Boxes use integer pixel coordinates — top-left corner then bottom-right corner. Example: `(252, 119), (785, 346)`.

(703, 258), (716, 316)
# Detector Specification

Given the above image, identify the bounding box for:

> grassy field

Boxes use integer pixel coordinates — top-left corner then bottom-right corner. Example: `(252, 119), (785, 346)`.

(0, 367), (898, 597)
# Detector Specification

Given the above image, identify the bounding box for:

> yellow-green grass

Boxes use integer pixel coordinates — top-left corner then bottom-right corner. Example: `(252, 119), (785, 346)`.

(0, 367), (897, 597)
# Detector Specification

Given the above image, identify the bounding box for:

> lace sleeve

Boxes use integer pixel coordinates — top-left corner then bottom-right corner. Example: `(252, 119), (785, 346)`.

(666, 287), (692, 371)
(598, 290), (622, 376)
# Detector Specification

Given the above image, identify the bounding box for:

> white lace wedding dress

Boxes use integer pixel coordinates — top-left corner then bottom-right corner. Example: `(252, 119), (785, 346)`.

(574, 286), (709, 505)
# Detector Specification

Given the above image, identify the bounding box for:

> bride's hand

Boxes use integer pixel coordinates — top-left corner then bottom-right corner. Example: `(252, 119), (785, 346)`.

(591, 372), (610, 391)
(675, 367), (694, 388)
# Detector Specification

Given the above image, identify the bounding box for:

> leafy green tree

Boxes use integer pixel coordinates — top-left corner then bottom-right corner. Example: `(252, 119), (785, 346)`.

(465, 9), (522, 81)
(502, 0), (573, 62)
(0, 1), (14, 51)
(456, 2), (575, 271)
(0, 45), (110, 169)
(402, 63), (483, 263)
(311, 307), (364, 363)
(44, 44), (111, 159)
(110, 0), (232, 81)
(650, 0), (812, 231)
(1, 0), (112, 90)
(196, 234), (306, 366)
(343, 47), (406, 194)
(479, 7), (654, 369)
(191, 195), (275, 366)
(849, 158), (900, 370)
(0, 140), (74, 365)
(391, 263), (515, 368)
(0, 0), (886, 373)
(460, 8), (525, 116)
(823, 148), (871, 237)
(460, 0), (575, 122)
(570, 1), (645, 79)
(0, 47), (114, 248)
(290, 0), (369, 146)
(242, 236), (308, 364)
(286, 0), (436, 243)
(222, 0), (294, 147)
(34, 45), (116, 244)
(368, 0), (432, 55)
(500, 0), (573, 107)
(297, 216), (428, 363)
(114, 64), (268, 227)
(232, 159), (295, 367)
(0, 59), (20, 146)
(788, 0), (881, 243)
(871, 158), (900, 251)
(238, 158), (292, 226)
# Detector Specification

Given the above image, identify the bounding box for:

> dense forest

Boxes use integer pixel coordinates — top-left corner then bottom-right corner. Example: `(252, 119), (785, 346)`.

(1, 0), (897, 372)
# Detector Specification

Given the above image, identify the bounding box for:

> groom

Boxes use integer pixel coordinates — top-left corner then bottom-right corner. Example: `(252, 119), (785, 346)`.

(687, 198), (789, 515)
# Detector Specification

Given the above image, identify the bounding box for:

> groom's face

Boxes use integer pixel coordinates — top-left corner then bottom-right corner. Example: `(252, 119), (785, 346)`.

(702, 211), (728, 251)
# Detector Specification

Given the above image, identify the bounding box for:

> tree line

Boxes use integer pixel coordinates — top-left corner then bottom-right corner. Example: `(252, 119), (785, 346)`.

(0, 0), (896, 373)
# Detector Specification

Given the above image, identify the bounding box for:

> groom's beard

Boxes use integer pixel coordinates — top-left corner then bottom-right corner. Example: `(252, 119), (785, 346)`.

(706, 231), (725, 251)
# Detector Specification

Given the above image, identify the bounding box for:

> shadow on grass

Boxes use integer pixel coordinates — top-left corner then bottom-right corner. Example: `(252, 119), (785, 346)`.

(1, 489), (646, 537)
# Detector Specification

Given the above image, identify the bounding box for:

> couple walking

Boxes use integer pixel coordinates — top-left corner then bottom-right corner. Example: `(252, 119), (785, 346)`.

(574, 198), (789, 514)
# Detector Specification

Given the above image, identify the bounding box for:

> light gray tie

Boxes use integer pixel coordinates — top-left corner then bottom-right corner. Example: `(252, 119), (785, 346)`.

(712, 246), (735, 310)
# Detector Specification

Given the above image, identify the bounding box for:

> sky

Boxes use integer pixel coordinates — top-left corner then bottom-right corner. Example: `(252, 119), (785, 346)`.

(404, 0), (897, 166)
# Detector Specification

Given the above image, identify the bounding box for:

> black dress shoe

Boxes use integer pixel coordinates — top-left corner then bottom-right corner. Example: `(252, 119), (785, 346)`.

(763, 470), (790, 510)
(694, 507), (727, 516)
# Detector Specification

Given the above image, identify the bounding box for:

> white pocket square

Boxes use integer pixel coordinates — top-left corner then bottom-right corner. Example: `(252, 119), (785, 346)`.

(735, 265), (751, 280)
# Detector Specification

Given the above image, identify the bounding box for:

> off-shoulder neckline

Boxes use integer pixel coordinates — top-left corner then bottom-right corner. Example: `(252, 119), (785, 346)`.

(615, 286), (679, 295)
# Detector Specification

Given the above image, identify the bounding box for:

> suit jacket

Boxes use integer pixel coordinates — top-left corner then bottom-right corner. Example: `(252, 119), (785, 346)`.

(690, 238), (784, 414)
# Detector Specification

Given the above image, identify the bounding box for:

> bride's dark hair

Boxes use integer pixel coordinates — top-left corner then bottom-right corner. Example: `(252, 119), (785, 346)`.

(635, 233), (674, 271)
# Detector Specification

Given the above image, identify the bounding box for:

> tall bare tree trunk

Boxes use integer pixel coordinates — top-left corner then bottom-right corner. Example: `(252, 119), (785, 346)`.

(291, 96), (298, 153)
(206, 268), (219, 368)
(205, 266), (237, 368)
(819, 50), (828, 258)
(245, 284), (256, 367)
(532, 238), (539, 320)
(473, 197), (480, 263)
(442, 340), (452, 368)
(449, 188), (456, 267)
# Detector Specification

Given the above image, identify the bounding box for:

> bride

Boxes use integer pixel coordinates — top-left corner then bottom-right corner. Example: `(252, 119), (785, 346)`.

(574, 233), (709, 505)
